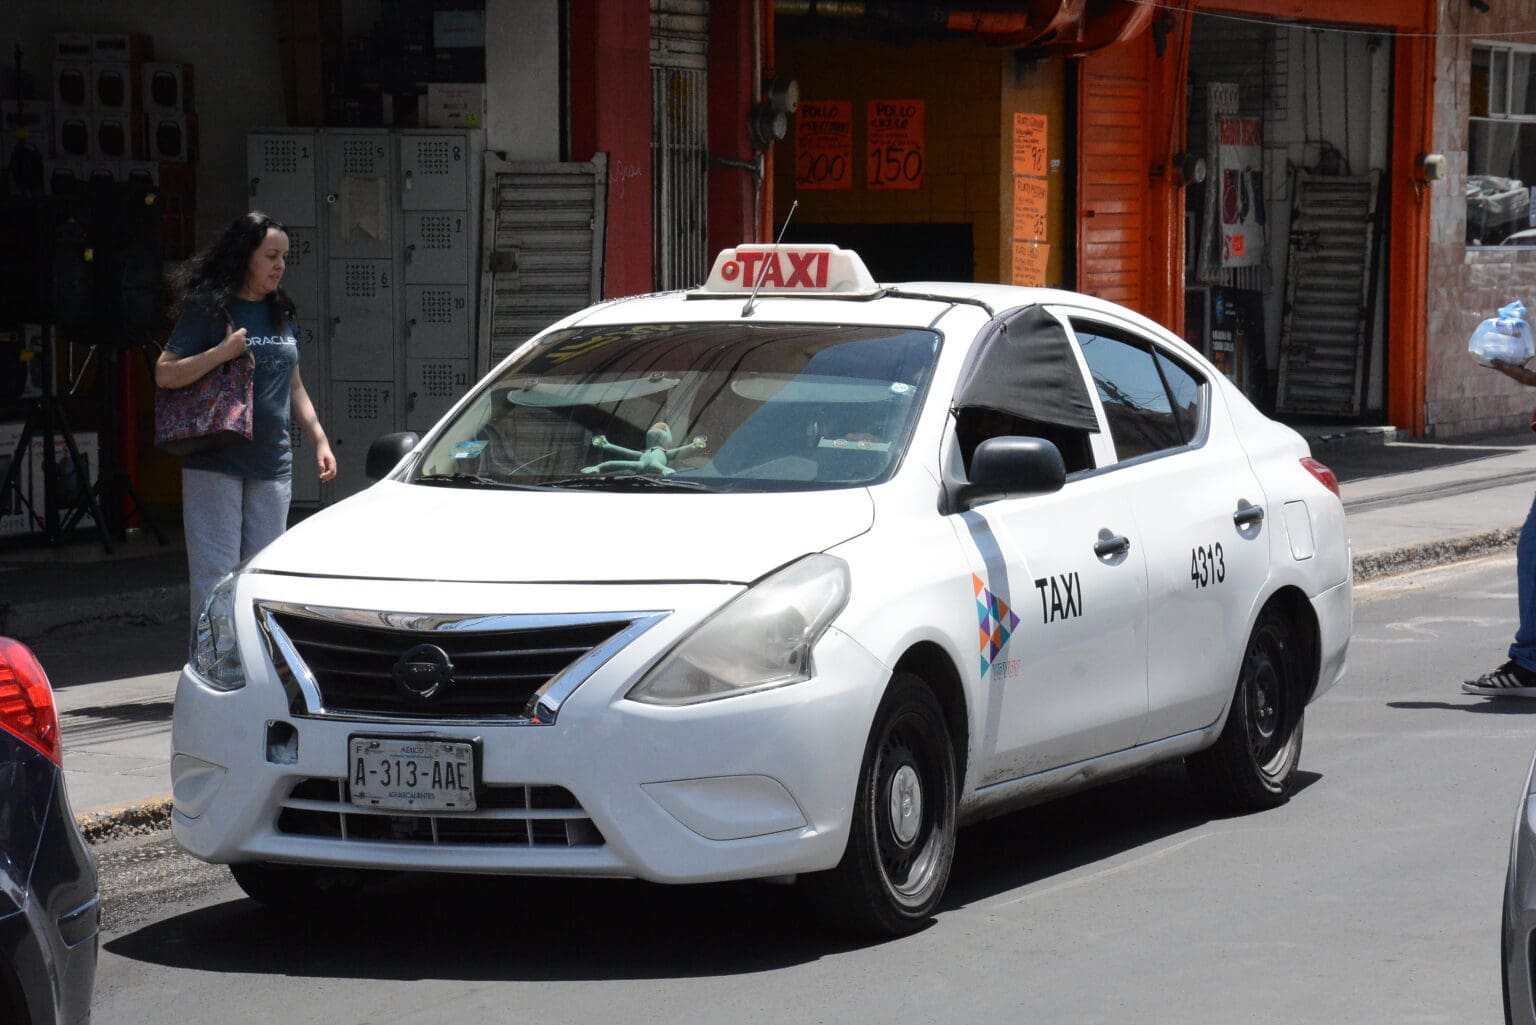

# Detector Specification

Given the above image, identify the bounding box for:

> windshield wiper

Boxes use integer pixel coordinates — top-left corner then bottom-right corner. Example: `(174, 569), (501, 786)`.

(537, 474), (709, 492)
(413, 472), (533, 490)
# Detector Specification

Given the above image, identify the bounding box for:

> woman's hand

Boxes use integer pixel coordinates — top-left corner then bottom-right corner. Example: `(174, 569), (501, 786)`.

(1490, 360), (1536, 387)
(315, 440), (337, 483)
(218, 327), (249, 363)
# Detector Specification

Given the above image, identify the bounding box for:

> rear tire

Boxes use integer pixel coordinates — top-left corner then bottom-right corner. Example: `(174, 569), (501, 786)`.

(230, 862), (369, 913)
(1187, 608), (1304, 811)
(804, 674), (957, 936)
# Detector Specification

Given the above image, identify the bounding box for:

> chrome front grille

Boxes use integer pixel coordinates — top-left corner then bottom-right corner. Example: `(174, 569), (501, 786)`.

(255, 602), (665, 723)
(278, 777), (606, 847)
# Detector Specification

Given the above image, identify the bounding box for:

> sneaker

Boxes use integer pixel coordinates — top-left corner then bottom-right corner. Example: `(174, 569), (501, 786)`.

(1462, 660), (1536, 697)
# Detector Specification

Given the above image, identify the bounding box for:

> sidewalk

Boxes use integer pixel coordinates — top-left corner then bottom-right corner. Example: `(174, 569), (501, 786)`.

(7, 424), (1536, 836)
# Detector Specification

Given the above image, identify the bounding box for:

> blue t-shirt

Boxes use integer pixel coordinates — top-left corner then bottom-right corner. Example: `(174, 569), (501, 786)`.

(167, 298), (299, 481)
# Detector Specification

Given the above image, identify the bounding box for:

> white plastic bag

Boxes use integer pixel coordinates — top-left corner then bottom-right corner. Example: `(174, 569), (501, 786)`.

(1468, 300), (1534, 366)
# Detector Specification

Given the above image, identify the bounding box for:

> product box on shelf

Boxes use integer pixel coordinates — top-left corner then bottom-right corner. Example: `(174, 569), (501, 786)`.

(145, 111), (197, 162)
(92, 62), (142, 112)
(92, 33), (155, 63)
(53, 61), (91, 110)
(142, 62), (194, 113)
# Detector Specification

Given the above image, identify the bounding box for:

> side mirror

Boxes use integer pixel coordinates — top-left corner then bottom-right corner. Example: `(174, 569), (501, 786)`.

(957, 436), (1065, 511)
(365, 431), (420, 481)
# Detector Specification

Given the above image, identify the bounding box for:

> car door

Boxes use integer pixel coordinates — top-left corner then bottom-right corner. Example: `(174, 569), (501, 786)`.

(1068, 315), (1271, 742)
(948, 421), (1149, 787)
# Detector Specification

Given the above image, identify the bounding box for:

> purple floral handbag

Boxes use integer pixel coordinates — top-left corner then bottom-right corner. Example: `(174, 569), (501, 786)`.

(153, 354), (255, 456)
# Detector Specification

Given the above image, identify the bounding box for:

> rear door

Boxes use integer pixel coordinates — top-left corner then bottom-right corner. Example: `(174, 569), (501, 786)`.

(1066, 314), (1271, 741)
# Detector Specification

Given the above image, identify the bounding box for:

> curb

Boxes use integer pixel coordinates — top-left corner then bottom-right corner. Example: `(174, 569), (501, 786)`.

(77, 796), (172, 846)
(1351, 526), (1522, 582)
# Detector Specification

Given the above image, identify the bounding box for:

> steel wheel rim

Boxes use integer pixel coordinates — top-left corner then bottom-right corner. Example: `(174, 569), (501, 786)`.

(1246, 623), (1293, 773)
(873, 712), (946, 901)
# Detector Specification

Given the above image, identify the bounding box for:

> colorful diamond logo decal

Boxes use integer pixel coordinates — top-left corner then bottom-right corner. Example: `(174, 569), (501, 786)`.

(973, 573), (1019, 677)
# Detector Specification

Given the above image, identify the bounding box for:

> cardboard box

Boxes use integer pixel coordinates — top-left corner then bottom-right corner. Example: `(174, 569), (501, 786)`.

(121, 159), (159, 187)
(44, 159), (86, 195)
(53, 33), (93, 61)
(92, 33), (154, 63)
(92, 62), (141, 112)
(52, 112), (91, 159)
(92, 112), (144, 159)
(425, 83), (484, 129)
(145, 111), (197, 162)
(28, 430), (97, 531)
(142, 62), (194, 112)
(0, 421), (31, 538)
(82, 158), (122, 184)
(53, 61), (92, 110)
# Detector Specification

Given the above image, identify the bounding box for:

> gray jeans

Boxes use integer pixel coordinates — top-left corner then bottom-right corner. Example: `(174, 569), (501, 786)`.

(182, 468), (292, 622)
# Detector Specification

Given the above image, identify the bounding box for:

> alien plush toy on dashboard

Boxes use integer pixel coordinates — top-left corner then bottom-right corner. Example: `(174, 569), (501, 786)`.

(583, 422), (707, 475)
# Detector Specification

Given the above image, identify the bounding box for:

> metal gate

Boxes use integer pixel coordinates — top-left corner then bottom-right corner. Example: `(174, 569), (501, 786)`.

(651, 0), (709, 291)
(1274, 170), (1382, 417)
(479, 155), (608, 367)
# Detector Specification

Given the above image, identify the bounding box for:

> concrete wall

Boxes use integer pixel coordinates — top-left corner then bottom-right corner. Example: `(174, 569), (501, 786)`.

(1425, 0), (1536, 436)
(486, 0), (560, 161)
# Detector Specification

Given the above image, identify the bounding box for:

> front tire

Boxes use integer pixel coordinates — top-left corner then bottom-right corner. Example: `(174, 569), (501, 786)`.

(1187, 608), (1304, 811)
(805, 674), (958, 936)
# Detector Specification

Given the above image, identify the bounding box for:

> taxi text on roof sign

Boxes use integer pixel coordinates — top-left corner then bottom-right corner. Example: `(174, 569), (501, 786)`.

(695, 244), (882, 298)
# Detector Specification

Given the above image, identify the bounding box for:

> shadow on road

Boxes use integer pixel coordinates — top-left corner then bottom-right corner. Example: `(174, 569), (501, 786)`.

(105, 761), (1320, 981)
(1388, 699), (1536, 714)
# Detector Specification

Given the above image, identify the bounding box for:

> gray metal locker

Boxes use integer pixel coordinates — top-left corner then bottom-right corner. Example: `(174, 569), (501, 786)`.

(404, 285), (471, 359)
(324, 130), (394, 260)
(400, 133), (468, 211)
(405, 358), (470, 434)
(290, 318), (325, 505)
(403, 210), (471, 284)
(327, 259), (397, 382)
(248, 131), (318, 226)
(329, 381), (395, 500)
(283, 226), (321, 313)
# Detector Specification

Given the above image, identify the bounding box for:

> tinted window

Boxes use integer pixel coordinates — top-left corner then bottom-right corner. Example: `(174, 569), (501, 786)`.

(1074, 326), (1193, 460)
(1155, 348), (1203, 443)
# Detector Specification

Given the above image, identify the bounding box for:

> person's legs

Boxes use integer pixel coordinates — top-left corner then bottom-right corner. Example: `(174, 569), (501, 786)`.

(1512, 487), (1536, 671)
(239, 476), (292, 562)
(182, 468), (243, 622)
(1465, 488), (1536, 696)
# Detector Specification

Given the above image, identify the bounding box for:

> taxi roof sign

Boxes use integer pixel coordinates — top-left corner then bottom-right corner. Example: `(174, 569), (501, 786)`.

(693, 244), (881, 298)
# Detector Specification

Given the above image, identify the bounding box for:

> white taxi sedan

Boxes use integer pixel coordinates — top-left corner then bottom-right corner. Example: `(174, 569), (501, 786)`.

(171, 245), (1351, 935)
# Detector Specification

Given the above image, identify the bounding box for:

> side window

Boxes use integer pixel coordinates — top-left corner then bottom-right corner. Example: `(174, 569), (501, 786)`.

(1074, 325), (1201, 461)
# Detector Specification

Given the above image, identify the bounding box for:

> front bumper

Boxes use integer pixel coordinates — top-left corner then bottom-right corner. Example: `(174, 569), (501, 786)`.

(172, 574), (889, 884)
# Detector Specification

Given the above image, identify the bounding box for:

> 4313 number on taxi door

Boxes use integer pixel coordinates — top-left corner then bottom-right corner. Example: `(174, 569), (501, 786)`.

(1190, 543), (1225, 588)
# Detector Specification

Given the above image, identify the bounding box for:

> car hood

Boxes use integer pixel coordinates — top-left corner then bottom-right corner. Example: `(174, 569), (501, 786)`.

(249, 480), (876, 584)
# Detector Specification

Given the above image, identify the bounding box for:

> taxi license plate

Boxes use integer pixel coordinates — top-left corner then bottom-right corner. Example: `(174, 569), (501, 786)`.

(348, 737), (476, 812)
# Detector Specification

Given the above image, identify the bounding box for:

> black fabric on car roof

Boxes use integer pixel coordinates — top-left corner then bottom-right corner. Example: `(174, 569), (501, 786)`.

(951, 304), (1100, 432)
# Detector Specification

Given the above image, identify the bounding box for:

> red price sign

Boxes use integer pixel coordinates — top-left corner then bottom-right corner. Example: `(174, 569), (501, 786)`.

(795, 100), (852, 191)
(866, 100), (925, 190)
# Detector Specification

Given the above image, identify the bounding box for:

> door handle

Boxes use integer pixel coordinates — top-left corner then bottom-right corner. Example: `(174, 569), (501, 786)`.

(1233, 502), (1265, 528)
(1093, 531), (1131, 558)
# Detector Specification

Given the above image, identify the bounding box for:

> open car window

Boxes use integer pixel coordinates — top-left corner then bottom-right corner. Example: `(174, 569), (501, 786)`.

(411, 322), (941, 493)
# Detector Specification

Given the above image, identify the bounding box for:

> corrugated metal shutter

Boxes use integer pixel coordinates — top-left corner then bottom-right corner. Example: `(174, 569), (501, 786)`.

(1274, 170), (1381, 417)
(651, 0), (709, 291)
(479, 154), (608, 367)
(1077, 46), (1148, 310)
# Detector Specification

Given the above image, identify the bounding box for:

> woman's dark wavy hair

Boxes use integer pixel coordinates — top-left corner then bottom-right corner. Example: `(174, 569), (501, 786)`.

(171, 211), (297, 324)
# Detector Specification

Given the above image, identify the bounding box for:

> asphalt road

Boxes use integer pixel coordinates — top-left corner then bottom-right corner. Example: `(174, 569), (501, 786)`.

(87, 556), (1531, 1025)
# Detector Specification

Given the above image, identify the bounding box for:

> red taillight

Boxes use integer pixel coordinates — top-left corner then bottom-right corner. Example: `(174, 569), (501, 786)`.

(0, 638), (62, 766)
(1300, 457), (1340, 499)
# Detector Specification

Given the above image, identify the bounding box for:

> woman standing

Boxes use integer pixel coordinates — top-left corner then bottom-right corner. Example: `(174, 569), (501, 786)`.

(156, 211), (336, 620)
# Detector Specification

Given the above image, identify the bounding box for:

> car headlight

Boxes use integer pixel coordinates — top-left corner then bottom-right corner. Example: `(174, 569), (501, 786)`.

(191, 572), (245, 691)
(628, 554), (851, 706)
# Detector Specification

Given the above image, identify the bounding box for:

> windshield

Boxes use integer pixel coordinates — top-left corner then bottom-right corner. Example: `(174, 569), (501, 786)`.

(412, 322), (941, 493)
